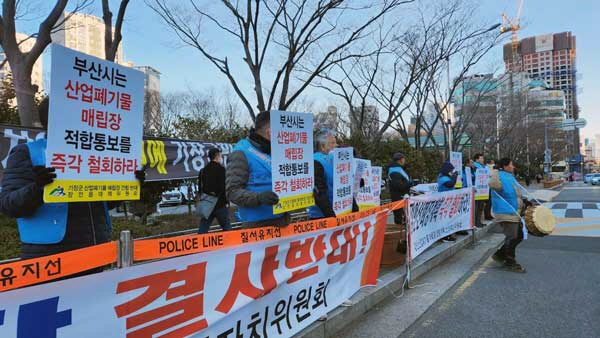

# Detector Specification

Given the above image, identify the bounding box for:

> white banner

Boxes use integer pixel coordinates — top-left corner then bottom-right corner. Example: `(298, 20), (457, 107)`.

(354, 159), (374, 209)
(270, 111), (315, 214)
(412, 183), (438, 194)
(0, 214), (388, 337)
(475, 168), (490, 201)
(450, 152), (463, 188)
(408, 188), (473, 260)
(44, 44), (144, 203)
(371, 166), (382, 206)
(332, 147), (354, 215)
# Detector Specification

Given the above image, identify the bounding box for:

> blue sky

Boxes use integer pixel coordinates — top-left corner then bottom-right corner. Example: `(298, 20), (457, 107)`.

(24, 0), (600, 138)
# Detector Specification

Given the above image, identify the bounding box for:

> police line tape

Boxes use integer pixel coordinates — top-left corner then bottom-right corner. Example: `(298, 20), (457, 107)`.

(0, 200), (405, 292)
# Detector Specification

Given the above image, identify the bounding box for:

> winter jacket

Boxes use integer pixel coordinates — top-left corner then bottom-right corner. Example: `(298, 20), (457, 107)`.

(226, 131), (284, 224)
(489, 169), (523, 222)
(437, 161), (457, 192)
(0, 142), (112, 259)
(198, 161), (227, 210)
(309, 152), (335, 219)
(386, 162), (411, 201)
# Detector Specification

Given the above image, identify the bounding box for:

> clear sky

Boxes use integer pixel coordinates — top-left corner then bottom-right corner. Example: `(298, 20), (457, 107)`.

(22, 0), (600, 137)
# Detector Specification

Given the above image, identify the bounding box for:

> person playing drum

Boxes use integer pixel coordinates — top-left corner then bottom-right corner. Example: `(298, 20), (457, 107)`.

(489, 158), (526, 273)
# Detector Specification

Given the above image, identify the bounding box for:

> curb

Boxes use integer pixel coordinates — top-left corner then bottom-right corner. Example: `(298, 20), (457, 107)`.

(294, 223), (502, 338)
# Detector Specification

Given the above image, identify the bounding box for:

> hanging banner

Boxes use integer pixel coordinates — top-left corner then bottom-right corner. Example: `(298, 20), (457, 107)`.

(371, 166), (382, 206)
(0, 212), (388, 338)
(407, 188), (473, 260)
(331, 147), (354, 215)
(450, 152), (463, 188)
(354, 159), (374, 210)
(464, 166), (473, 187)
(270, 111), (315, 214)
(0, 124), (233, 185)
(475, 168), (490, 201)
(43, 45), (144, 202)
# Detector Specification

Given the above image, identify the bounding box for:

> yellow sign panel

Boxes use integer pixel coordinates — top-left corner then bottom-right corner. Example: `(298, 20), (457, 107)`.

(273, 193), (315, 214)
(358, 203), (376, 211)
(475, 194), (489, 201)
(44, 180), (141, 203)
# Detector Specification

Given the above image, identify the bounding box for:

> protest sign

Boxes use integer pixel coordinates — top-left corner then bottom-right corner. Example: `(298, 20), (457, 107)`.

(407, 188), (473, 260)
(0, 212), (388, 338)
(354, 159), (374, 210)
(475, 168), (490, 200)
(450, 151), (463, 188)
(464, 166), (473, 187)
(412, 183), (438, 194)
(270, 111), (314, 214)
(43, 45), (144, 202)
(332, 147), (354, 215)
(371, 166), (382, 206)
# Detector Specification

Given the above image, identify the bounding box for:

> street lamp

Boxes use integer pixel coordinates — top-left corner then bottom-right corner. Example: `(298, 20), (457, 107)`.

(446, 23), (501, 155)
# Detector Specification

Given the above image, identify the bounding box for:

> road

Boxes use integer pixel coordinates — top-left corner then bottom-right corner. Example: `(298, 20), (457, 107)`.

(402, 182), (600, 337)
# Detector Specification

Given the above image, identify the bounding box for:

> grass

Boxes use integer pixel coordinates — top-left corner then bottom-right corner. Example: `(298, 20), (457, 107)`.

(0, 212), (199, 261)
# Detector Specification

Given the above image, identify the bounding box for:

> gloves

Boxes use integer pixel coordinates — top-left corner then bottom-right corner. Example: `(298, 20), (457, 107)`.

(135, 169), (146, 185)
(258, 191), (279, 205)
(32, 166), (56, 188)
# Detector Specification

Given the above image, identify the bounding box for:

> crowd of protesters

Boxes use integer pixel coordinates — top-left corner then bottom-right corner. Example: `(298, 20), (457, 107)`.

(1, 109), (530, 273)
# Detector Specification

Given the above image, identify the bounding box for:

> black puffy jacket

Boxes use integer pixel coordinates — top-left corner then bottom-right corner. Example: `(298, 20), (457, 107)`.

(0, 144), (113, 259)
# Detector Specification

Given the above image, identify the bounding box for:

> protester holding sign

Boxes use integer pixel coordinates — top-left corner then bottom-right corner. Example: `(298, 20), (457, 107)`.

(331, 147), (354, 216)
(472, 153), (486, 228)
(308, 129), (337, 219)
(386, 152), (412, 224)
(490, 158), (526, 273)
(437, 161), (459, 241)
(0, 99), (144, 263)
(226, 111), (287, 228)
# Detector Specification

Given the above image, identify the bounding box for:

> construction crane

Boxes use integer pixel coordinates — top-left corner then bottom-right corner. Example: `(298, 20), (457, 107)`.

(500, 0), (524, 72)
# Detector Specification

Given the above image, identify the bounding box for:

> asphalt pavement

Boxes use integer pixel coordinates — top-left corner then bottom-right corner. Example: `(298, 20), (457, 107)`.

(552, 182), (600, 202)
(400, 235), (600, 338)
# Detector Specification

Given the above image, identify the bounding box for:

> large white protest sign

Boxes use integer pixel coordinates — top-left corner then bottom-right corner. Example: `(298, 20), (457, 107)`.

(371, 166), (382, 206)
(332, 147), (354, 215)
(270, 110), (315, 214)
(354, 159), (374, 210)
(475, 168), (490, 200)
(464, 166), (473, 187)
(412, 183), (439, 194)
(450, 151), (463, 188)
(407, 188), (473, 260)
(44, 44), (144, 202)
(0, 213), (388, 338)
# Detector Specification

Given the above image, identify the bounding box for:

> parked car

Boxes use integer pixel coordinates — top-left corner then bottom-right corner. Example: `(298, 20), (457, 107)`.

(591, 174), (600, 185)
(159, 190), (184, 207)
(584, 174), (594, 183)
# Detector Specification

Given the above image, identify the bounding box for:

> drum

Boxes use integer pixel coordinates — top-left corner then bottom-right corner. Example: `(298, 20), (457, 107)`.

(524, 205), (556, 236)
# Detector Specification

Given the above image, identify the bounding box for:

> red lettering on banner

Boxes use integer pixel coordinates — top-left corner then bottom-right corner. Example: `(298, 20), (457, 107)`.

(114, 262), (207, 337)
(313, 234), (327, 261)
(216, 245), (279, 314)
(286, 238), (318, 284)
(360, 221), (372, 254)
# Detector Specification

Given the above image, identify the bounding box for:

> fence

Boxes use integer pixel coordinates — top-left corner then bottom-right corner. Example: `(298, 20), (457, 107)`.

(0, 200), (403, 292)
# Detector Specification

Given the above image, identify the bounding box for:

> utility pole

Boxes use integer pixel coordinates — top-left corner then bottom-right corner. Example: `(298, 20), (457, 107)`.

(446, 56), (453, 155)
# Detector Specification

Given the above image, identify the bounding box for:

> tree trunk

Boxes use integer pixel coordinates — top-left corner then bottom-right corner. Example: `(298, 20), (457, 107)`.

(12, 63), (39, 127)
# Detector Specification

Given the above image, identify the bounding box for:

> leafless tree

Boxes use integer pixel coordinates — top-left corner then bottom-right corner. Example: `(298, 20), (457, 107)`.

(0, 0), (92, 127)
(148, 0), (412, 121)
(102, 0), (129, 62)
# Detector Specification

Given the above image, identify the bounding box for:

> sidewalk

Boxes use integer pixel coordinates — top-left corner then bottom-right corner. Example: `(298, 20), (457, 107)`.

(295, 222), (504, 338)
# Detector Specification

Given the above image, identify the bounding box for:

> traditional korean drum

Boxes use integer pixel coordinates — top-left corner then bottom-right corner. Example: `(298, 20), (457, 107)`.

(524, 205), (556, 236)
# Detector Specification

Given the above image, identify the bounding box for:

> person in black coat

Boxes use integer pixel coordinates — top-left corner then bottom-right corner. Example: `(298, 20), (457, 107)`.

(198, 148), (231, 234)
(386, 152), (412, 224)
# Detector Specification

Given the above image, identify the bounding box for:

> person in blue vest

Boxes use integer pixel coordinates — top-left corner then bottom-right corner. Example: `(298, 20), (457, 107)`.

(462, 158), (475, 187)
(0, 98), (145, 266)
(386, 152), (412, 224)
(490, 158), (526, 273)
(472, 153), (486, 228)
(226, 111), (287, 228)
(437, 161), (459, 241)
(308, 129), (337, 219)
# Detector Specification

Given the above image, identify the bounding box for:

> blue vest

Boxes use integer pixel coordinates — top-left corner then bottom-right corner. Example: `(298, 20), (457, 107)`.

(474, 162), (485, 170)
(492, 170), (519, 215)
(16, 139), (111, 244)
(309, 152), (334, 219)
(234, 138), (282, 222)
(388, 166), (410, 182)
(437, 175), (453, 192)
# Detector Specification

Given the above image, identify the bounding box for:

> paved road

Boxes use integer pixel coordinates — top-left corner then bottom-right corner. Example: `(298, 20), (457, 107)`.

(401, 235), (600, 338)
(541, 182), (600, 237)
(552, 182), (600, 202)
